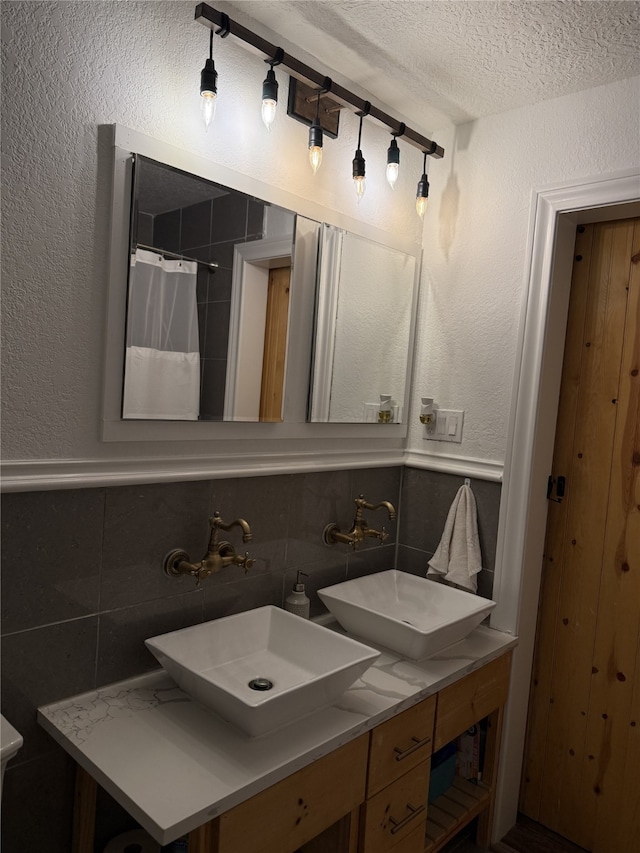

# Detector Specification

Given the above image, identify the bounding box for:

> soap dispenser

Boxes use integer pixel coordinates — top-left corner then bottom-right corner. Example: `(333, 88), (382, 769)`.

(285, 571), (310, 618)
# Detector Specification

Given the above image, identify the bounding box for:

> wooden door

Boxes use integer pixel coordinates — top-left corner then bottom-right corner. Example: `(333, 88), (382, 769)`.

(520, 218), (640, 851)
(259, 265), (291, 422)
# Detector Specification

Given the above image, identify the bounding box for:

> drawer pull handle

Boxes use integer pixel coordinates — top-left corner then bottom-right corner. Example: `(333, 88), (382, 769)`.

(389, 802), (425, 834)
(393, 735), (431, 761)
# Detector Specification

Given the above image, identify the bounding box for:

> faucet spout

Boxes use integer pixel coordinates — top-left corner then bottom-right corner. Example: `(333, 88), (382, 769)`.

(358, 496), (397, 520)
(211, 512), (252, 543)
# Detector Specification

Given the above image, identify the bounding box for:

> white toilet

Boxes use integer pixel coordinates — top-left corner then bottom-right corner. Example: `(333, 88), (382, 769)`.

(1, 714), (23, 797)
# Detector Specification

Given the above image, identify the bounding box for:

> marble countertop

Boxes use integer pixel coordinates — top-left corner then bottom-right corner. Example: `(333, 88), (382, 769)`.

(38, 623), (517, 846)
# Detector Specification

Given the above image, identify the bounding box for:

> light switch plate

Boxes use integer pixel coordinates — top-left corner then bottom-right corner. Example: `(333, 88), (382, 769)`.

(424, 409), (464, 442)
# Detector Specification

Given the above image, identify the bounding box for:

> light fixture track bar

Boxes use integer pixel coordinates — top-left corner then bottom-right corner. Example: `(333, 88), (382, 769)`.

(195, 3), (444, 159)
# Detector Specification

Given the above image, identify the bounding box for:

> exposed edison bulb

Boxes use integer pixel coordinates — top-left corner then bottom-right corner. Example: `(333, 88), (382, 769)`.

(309, 145), (323, 174)
(261, 67), (278, 131)
(261, 98), (277, 131)
(308, 117), (323, 174)
(352, 146), (366, 202)
(200, 55), (218, 132)
(386, 162), (399, 190)
(386, 137), (400, 189)
(416, 173), (429, 218)
(201, 91), (217, 131)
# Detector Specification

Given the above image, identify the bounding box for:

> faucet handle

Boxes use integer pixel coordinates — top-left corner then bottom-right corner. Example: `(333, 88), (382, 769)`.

(238, 552), (255, 573)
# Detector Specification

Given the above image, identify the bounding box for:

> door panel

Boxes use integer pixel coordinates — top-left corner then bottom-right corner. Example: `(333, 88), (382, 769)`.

(520, 218), (640, 851)
(259, 265), (291, 423)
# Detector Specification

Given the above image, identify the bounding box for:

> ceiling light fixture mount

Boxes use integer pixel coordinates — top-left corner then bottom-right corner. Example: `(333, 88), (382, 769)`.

(287, 78), (342, 138)
(195, 3), (444, 159)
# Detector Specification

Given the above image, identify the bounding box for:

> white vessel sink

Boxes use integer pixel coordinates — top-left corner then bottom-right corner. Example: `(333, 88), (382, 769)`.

(318, 570), (496, 660)
(145, 605), (379, 737)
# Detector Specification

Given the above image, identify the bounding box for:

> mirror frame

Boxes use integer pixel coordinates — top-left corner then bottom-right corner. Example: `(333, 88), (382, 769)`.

(103, 124), (421, 442)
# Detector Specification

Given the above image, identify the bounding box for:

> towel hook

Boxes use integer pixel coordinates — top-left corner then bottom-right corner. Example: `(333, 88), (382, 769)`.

(464, 478), (471, 486)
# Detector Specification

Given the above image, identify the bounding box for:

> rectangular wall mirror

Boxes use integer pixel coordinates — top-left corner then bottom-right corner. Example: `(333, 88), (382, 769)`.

(104, 125), (420, 440)
(309, 224), (417, 423)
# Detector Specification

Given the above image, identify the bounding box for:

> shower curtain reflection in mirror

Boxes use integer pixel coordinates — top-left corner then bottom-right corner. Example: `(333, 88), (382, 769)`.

(122, 248), (200, 419)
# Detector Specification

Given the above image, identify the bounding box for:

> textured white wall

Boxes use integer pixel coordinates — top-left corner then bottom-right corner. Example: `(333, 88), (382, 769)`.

(2, 2), (638, 470)
(408, 75), (640, 463)
(0, 1), (423, 463)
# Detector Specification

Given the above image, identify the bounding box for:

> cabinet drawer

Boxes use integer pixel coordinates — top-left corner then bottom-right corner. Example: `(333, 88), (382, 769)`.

(434, 653), (511, 751)
(216, 735), (368, 853)
(361, 760), (429, 853)
(383, 822), (426, 853)
(368, 695), (436, 797)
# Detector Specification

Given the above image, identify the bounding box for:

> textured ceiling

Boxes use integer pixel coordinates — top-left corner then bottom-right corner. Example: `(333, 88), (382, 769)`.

(223, 0), (640, 131)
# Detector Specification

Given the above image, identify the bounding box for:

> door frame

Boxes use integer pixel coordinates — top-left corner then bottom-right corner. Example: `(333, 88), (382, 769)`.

(224, 238), (292, 421)
(490, 169), (640, 842)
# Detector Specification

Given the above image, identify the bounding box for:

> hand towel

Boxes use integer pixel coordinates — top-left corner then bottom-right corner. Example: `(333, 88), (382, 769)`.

(427, 484), (482, 592)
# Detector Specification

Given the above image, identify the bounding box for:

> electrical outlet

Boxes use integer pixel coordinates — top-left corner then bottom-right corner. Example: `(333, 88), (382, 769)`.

(424, 409), (464, 442)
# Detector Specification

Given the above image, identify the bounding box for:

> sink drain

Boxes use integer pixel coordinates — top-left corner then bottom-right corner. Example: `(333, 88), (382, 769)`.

(248, 677), (273, 691)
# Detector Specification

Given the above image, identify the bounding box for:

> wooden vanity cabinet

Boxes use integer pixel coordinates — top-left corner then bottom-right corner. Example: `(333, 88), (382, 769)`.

(72, 652), (512, 853)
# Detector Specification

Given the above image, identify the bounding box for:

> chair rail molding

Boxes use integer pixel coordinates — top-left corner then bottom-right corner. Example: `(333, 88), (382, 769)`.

(404, 450), (503, 482)
(0, 448), (406, 493)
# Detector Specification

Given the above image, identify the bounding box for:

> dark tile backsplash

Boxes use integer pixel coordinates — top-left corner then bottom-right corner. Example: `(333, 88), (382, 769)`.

(0, 464), (500, 851)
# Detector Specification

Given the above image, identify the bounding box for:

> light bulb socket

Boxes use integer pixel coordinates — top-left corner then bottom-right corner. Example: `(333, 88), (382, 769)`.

(308, 117), (323, 150)
(201, 58), (218, 96)
(416, 173), (429, 200)
(387, 138), (400, 166)
(262, 67), (278, 103)
(352, 149), (366, 179)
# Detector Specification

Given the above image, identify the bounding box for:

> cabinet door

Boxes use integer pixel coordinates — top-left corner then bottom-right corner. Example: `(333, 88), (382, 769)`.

(216, 735), (368, 853)
(434, 653), (511, 750)
(361, 760), (429, 853)
(368, 695), (435, 797)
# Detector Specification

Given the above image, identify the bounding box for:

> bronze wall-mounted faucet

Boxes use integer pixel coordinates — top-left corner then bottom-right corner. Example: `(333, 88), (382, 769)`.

(164, 511), (254, 585)
(323, 494), (397, 550)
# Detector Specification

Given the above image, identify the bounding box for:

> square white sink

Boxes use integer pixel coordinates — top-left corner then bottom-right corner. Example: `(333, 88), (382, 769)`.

(145, 605), (379, 737)
(318, 570), (496, 660)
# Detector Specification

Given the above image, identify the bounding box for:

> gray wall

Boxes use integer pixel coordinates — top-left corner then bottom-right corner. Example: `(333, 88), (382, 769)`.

(397, 468), (501, 600)
(0, 465), (500, 851)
